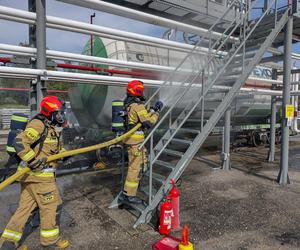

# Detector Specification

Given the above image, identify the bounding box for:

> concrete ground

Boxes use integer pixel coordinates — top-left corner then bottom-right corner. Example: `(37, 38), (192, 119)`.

(1, 140), (300, 249)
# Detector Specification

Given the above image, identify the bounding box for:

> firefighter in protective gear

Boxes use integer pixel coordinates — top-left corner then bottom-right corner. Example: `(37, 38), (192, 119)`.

(0, 96), (69, 250)
(121, 80), (163, 204)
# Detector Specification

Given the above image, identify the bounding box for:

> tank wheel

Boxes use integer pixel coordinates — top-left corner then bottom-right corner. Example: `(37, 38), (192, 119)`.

(275, 133), (281, 144)
(251, 130), (261, 147)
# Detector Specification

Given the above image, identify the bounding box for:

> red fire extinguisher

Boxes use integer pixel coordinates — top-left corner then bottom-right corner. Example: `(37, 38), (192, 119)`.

(159, 195), (173, 235)
(169, 179), (180, 230)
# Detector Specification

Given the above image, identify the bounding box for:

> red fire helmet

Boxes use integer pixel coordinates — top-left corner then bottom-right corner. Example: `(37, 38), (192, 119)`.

(127, 80), (145, 97)
(40, 95), (63, 117)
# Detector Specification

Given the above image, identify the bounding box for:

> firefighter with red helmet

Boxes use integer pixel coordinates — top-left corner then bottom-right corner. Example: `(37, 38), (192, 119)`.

(0, 96), (69, 250)
(120, 80), (163, 204)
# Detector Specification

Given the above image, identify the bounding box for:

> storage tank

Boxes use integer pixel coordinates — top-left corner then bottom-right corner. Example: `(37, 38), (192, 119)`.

(68, 36), (277, 130)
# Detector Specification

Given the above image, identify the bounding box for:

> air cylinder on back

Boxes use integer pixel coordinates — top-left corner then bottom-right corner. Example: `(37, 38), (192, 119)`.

(10, 113), (29, 130)
(111, 100), (125, 134)
(6, 113), (29, 156)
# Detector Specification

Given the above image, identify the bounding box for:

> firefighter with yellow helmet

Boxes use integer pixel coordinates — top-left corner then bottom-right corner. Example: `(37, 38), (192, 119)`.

(120, 80), (163, 204)
(0, 96), (69, 250)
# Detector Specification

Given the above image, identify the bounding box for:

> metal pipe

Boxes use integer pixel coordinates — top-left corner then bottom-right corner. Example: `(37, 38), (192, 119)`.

(0, 6), (35, 24)
(3, 66), (300, 96)
(36, 0), (47, 107)
(0, 87), (67, 93)
(268, 69), (277, 162)
(29, 0), (37, 117)
(56, 0), (238, 42)
(278, 15), (293, 185)
(0, 6), (227, 55)
(0, 56), (159, 77)
(0, 43), (182, 72)
(222, 108), (231, 170)
(90, 13), (95, 57)
(0, 57), (11, 63)
(56, 63), (158, 78)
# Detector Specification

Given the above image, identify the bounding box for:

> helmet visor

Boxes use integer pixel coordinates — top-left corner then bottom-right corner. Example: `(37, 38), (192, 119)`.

(51, 105), (66, 126)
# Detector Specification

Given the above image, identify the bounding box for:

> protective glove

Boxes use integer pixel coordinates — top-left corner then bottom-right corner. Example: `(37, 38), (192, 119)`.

(153, 101), (163, 112)
(28, 157), (47, 171)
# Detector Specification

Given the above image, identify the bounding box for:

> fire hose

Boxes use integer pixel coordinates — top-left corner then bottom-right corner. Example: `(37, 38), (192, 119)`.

(0, 124), (142, 191)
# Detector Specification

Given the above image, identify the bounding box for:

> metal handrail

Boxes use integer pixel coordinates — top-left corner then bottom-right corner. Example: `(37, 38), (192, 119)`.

(145, 0), (241, 106)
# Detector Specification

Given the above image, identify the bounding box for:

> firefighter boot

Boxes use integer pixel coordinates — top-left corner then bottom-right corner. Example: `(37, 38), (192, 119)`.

(55, 238), (69, 249)
(126, 196), (143, 204)
(17, 245), (28, 250)
(42, 238), (69, 249)
(119, 193), (143, 204)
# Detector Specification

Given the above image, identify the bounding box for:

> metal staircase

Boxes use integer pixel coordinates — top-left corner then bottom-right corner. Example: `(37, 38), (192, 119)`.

(110, 0), (290, 228)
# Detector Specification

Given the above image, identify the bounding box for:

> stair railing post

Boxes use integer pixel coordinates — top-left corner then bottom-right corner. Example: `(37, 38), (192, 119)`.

(148, 134), (154, 204)
(274, 0), (278, 25)
(242, 1), (246, 74)
(201, 69), (205, 130)
(222, 108), (231, 170)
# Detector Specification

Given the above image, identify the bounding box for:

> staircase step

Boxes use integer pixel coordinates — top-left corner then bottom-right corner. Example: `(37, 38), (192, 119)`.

(208, 88), (229, 93)
(254, 23), (275, 34)
(249, 29), (272, 40)
(186, 118), (206, 123)
(128, 203), (146, 214)
(216, 76), (236, 82)
(256, 13), (283, 26)
(171, 138), (193, 145)
(145, 171), (166, 184)
(163, 148), (184, 157)
(231, 57), (252, 65)
(224, 70), (242, 77)
(204, 108), (215, 112)
(139, 185), (158, 197)
(246, 37), (266, 47)
(205, 98), (222, 102)
(178, 128), (200, 134)
(234, 51), (256, 59)
(226, 62), (243, 69)
(215, 78), (236, 85)
(155, 160), (176, 170)
(244, 45), (260, 52)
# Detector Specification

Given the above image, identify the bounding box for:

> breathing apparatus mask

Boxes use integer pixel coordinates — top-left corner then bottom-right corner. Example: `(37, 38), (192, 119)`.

(51, 105), (66, 127)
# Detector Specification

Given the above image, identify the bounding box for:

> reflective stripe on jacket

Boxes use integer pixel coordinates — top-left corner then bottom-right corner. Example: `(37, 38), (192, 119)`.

(14, 118), (61, 182)
(124, 103), (159, 145)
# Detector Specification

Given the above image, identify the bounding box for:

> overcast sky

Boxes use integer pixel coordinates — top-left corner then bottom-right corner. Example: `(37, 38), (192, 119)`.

(0, 0), (299, 67)
(0, 0), (166, 54)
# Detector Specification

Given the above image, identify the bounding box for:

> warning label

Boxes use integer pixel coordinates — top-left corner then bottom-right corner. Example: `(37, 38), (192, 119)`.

(285, 105), (295, 118)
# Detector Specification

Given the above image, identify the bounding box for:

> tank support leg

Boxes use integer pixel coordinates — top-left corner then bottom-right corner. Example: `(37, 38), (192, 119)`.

(277, 16), (293, 185)
(268, 70), (277, 162)
(222, 108), (231, 170)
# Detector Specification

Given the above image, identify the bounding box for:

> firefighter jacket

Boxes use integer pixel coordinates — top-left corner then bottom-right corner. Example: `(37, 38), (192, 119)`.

(14, 117), (62, 182)
(123, 97), (159, 145)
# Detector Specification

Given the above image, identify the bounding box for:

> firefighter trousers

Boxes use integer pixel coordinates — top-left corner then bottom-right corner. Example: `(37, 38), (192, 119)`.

(0, 181), (62, 247)
(123, 144), (148, 197)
